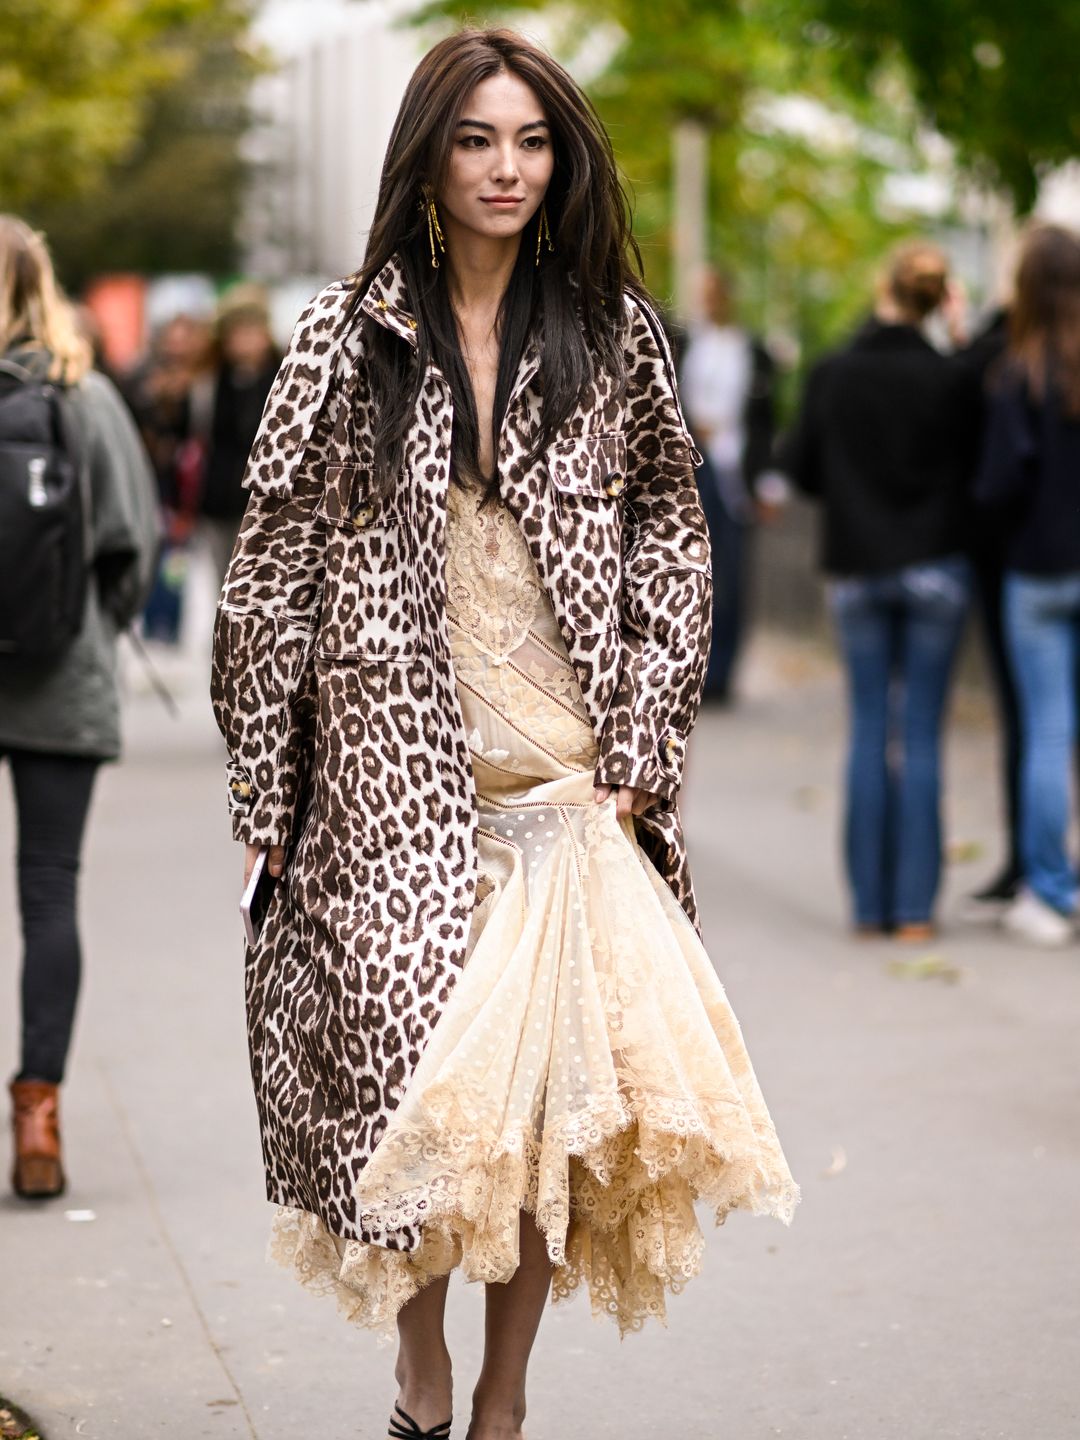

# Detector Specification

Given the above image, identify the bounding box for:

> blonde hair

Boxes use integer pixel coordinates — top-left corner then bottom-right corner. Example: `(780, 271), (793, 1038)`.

(880, 240), (949, 322)
(0, 215), (93, 383)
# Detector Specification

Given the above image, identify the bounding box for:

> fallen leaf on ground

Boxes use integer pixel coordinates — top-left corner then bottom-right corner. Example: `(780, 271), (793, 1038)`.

(0, 1396), (44, 1440)
(821, 1145), (847, 1178)
(947, 839), (985, 864)
(887, 953), (964, 984)
(792, 784), (825, 812)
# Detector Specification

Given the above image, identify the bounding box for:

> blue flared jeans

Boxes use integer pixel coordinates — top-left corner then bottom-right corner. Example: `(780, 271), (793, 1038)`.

(1003, 572), (1080, 916)
(830, 558), (970, 928)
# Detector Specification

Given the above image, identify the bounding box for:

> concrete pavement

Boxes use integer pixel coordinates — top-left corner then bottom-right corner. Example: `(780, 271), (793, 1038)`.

(1, 633), (1077, 1440)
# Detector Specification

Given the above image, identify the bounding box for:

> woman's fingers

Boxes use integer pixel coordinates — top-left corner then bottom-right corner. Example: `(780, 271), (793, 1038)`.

(596, 784), (658, 817)
(244, 842), (286, 883)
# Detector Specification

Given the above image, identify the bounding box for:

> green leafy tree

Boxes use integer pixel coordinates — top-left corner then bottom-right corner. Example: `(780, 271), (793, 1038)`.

(812, 0), (1080, 210)
(0, 0), (261, 285)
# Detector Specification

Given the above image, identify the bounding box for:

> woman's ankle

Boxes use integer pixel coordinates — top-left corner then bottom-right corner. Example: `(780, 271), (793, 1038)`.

(468, 1384), (527, 1439)
(394, 1347), (453, 1428)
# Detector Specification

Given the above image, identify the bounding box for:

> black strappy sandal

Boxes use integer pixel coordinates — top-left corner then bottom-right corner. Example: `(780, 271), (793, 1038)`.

(388, 1404), (452, 1440)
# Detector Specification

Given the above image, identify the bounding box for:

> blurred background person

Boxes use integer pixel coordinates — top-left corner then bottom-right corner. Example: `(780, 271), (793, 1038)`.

(680, 265), (780, 704)
(0, 215), (159, 1197)
(952, 300), (1020, 918)
(781, 241), (970, 940)
(124, 314), (213, 644)
(198, 286), (280, 588)
(975, 224), (1080, 946)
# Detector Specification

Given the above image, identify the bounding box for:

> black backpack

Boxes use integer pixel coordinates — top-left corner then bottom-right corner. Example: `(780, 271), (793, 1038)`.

(0, 355), (90, 659)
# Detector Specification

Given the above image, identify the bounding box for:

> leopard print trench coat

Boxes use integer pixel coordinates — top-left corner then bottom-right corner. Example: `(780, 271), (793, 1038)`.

(211, 255), (712, 1242)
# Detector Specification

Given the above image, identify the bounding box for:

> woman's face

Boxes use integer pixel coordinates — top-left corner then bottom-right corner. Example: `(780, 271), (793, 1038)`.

(436, 70), (554, 247)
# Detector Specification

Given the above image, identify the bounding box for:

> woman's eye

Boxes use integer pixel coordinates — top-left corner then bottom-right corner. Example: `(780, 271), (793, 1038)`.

(522, 136), (548, 150)
(459, 134), (487, 149)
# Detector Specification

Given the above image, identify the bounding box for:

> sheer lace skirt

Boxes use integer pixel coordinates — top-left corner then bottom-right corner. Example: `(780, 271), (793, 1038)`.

(269, 483), (798, 1335)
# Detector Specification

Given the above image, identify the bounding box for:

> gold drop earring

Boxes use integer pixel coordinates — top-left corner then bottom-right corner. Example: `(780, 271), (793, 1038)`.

(535, 202), (554, 267)
(423, 192), (446, 269)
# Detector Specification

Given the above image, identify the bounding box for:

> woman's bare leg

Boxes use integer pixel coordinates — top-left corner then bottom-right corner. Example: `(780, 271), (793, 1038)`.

(468, 1213), (554, 1440)
(394, 1274), (453, 1434)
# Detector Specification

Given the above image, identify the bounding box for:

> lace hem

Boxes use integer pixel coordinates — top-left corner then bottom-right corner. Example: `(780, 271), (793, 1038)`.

(269, 1086), (797, 1338)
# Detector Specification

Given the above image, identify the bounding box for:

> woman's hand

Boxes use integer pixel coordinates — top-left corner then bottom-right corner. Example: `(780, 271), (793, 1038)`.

(592, 784), (658, 820)
(244, 842), (285, 884)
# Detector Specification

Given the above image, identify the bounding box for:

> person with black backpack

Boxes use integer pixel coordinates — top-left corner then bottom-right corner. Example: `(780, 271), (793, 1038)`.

(0, 215), (159, 1197)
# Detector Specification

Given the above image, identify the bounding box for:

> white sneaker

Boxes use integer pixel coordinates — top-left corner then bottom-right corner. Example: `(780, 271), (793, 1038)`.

(1002, 888), (1074, 947)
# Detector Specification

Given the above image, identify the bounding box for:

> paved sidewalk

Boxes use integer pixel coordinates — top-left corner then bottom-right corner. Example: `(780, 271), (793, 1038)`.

(1, 634), (1077, 1440)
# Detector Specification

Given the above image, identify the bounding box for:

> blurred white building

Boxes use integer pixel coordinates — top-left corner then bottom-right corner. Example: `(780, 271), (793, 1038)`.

(244, 0), (427, 286)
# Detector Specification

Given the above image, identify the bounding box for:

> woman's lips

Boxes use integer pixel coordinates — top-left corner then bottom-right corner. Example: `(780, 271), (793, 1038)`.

(481, 197), (525, 206)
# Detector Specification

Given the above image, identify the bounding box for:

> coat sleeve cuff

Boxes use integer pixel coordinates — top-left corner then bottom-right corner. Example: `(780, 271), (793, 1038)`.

(594, 716), (688, 802)
(225, 759), (292, 846)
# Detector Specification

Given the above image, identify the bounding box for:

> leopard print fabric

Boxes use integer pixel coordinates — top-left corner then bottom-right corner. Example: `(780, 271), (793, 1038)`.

(210, 256), (712, 1243)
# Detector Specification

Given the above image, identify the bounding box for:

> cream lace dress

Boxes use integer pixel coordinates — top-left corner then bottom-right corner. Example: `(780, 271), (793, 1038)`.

(270, 479), (798, 1335)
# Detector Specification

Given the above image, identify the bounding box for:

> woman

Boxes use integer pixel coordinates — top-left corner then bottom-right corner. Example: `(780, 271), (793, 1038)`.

(198, 286), (281, 586)
(0, 216), (159, 1196)
(212, 30), (796, 1439)
(125, 312), (212, 644)
(976, 224), (1080, 947)
(783, 242), (971, 939)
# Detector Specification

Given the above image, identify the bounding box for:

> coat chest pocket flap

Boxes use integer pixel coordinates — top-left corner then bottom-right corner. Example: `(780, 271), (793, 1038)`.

(548, 433), (627, 632)
(314, 464), (419, 660)
(548, 433), (627, 499)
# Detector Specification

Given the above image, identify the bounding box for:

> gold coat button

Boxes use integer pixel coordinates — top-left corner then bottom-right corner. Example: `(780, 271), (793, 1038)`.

(230, 779), (252, 799)
(351, 503), (376, 529)
(604, 472), (626, 498)
(663, 736), (677, 761)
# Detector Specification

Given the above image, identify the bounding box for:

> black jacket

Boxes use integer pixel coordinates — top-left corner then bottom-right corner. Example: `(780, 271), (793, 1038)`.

(975, 366), (1080, 575)
(781, 318), (968, 576)
(200, 358), (279, 520)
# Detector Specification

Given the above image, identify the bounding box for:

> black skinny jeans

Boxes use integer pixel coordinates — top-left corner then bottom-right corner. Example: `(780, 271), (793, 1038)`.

(2, 749), (98, 1085)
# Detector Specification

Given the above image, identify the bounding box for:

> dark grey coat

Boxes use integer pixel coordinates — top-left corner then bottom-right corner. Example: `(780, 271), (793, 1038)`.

(0, 369), (161, 760)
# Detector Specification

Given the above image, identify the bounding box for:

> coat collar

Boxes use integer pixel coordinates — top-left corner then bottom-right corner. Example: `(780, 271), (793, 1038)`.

(359, 254), (420, 347)
(357, 252), (541, 403)
(850, 315), (936, 355)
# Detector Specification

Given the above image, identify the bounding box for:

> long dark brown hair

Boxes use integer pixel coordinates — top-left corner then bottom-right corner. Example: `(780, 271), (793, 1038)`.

(1009, 223), (1080, 417)
(347, 28), (648, 492)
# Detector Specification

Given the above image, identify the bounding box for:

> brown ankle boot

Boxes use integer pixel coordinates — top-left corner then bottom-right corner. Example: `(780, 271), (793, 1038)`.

(10, 1079), (66, 1199)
